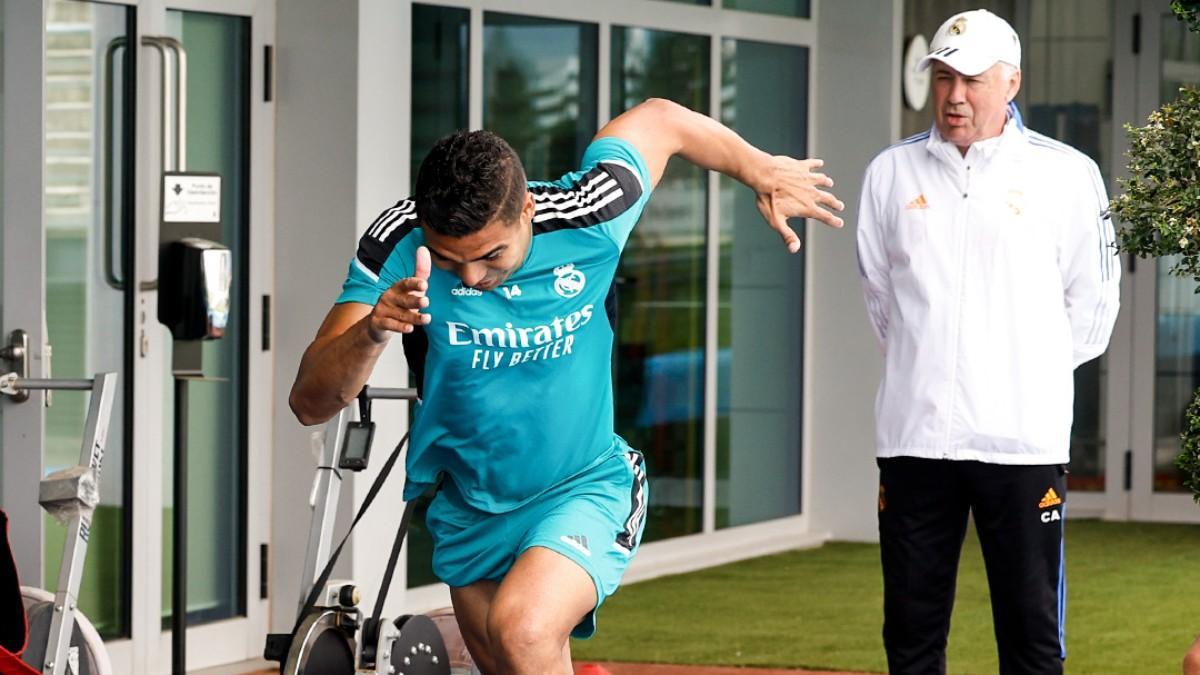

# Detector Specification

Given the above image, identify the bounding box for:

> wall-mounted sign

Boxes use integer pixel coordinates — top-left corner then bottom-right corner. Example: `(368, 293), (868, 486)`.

(162, 172), (222, 224)
(903, 34), (931, 112)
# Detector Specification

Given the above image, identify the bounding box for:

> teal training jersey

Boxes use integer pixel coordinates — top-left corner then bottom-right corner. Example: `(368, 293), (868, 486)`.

(337, 137), (652, 512)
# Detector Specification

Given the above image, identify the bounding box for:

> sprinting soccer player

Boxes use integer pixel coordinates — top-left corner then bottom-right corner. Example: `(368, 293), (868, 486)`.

(290, 98), (844, 674)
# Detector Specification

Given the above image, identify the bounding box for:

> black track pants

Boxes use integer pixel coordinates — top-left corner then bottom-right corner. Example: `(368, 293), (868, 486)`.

(877, 457), (1067, 675)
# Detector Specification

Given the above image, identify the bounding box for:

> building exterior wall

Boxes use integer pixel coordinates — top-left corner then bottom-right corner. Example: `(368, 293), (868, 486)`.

(272, 0), (362, 632)
(805, 0), (902, 543)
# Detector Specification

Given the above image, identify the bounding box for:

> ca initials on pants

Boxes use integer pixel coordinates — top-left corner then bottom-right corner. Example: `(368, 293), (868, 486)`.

(1040, 510), (1061, 523)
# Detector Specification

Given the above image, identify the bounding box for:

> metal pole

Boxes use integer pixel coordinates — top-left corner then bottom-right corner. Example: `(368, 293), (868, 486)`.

(14, 378), (96, 391)
(172, 376), (188, 675)
(360, 386), (418, 400)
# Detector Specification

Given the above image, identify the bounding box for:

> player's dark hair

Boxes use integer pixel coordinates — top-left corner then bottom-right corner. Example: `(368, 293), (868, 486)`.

(415, 130), (528, 237)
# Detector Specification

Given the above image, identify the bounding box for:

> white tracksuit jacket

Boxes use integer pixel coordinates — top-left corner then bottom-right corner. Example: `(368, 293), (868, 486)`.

(856, 118), (1120, 465)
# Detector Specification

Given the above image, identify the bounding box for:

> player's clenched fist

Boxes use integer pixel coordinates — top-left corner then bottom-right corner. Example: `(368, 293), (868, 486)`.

(366, 246), (432, 341)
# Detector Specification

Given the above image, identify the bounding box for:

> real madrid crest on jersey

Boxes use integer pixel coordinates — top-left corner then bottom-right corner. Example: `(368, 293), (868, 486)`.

(553, 264), (586, 298)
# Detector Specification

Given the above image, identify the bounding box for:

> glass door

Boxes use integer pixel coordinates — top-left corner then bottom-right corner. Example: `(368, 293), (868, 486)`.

(42, 0), (137, 648)
(1124, 0), (1200, 523)
(20, 1), (273, 672)
(140, 2), (273, 671)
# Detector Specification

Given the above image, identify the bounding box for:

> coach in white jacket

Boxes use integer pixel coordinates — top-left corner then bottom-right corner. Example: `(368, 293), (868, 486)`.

(856, 9), (1119, 675)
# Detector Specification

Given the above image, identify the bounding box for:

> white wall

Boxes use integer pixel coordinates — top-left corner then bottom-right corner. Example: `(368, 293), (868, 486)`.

(272, 0), (419, 631)
(271, 0), (361, 632)
(804, 0), (903, 543)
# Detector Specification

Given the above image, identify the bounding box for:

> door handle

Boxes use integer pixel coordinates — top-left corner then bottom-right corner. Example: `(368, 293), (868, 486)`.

(0, 330), (30, 403)
(103, 36), (189, 292)
(42, 315), (52, 408)
(142, 36), (187, 173)
(102, 37), (126, 290)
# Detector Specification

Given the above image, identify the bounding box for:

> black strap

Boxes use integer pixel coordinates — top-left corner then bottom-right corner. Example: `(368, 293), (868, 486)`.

(370, 495), (417, 626)
(357, 387), (372, 425)
(360, 471), (445, 664)
(290, 430), (409, 636)
(359, 494), (420, 663)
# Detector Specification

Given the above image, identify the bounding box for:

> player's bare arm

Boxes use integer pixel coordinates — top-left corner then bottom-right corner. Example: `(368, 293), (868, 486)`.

(596, 97), (845, 252)
(289, 247), (433, 425)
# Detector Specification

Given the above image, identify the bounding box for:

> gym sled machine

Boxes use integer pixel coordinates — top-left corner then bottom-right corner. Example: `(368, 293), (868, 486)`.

(3, 372), (118, 675)
(264, 386), (452, 675)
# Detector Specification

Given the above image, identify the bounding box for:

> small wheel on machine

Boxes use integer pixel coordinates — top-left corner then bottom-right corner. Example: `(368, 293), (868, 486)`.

(282, 609), (357, 675)
(388, 614), (450, 675)
(20, 587), (112, 675)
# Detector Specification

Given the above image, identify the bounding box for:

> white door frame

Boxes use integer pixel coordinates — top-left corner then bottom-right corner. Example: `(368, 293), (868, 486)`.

(0, 0), (49, 590)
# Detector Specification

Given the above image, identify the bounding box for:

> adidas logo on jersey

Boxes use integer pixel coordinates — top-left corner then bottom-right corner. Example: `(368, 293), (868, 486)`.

(905, 194), (929, 210)
(560, 534), (591, 557)
(451, 285), (483, 297)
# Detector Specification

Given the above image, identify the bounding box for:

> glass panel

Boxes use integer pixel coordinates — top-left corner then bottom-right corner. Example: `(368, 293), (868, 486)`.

(43, 0), (133, 639)
(611, 27), (709, 541)
(407, 2), (469, 588)
(161, 9), (251, 624)
(411, 3), (468, 192)
(1153, 13), (1200, 494)
(717, 38), (807, 528)
(1021, 0), (1113, 492)
(723, 0), (810, 19)
(483, 12), (598, 180)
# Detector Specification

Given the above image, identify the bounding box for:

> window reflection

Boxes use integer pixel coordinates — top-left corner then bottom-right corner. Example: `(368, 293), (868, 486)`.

(43, 0), (132, 638)
(724, 0), (809, 19)
(483, 13), (598, 180)
(611, 26), (709, 541)
(717, 38), (807, 527)
(1022, 0), (1114, 492)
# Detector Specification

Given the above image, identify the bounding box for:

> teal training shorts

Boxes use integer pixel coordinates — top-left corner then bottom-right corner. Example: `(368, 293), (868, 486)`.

(426, 444), (648, 638)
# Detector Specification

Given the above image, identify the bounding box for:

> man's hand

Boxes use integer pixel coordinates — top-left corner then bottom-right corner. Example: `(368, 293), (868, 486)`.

(595, 99), (844, 254)
(754, 156), (845, 253)
(367, 246), (433, 341)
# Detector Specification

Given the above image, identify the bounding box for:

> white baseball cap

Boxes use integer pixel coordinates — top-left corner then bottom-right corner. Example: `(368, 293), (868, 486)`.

(917, 9), (1021, 76)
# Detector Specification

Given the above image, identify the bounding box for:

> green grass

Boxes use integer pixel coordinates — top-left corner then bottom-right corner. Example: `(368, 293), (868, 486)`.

(571, 520), (1200, 674)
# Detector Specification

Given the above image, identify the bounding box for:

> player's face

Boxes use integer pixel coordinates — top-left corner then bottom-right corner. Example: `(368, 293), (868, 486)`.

(931, 61), (1020, 151)
(422, 192), (534, 291)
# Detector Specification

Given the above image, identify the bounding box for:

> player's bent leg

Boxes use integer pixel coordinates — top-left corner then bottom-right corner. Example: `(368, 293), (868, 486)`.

(449, 580), (500, 674)
(486, 546), (597, 675)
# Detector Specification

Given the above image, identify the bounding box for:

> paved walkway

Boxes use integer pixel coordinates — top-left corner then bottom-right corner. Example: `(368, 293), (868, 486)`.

(250, 661), (875, 674)
(575, 663), (875, 675)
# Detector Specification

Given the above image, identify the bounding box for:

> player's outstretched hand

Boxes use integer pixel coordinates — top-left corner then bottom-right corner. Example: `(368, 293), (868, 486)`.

(754, 156), (845, 253)
(367, 246), (432, 341)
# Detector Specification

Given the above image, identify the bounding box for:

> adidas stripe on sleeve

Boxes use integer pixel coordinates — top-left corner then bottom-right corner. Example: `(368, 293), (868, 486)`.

(337, 199), (419, 306)
(529, 137), (652, 250)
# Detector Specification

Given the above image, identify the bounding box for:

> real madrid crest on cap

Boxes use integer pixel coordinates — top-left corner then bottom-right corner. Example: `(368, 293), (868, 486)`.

(950, 16), (967, 35)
